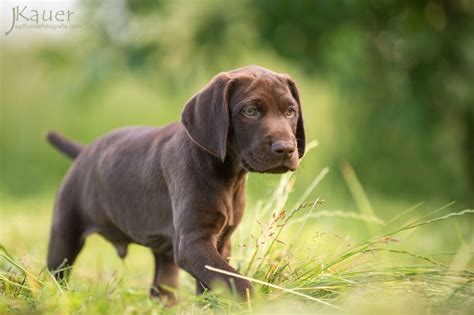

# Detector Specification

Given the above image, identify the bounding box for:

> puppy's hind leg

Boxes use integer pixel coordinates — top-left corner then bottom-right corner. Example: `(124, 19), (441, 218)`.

(47, 187), (86, 282)
(150, 252), (180, 305)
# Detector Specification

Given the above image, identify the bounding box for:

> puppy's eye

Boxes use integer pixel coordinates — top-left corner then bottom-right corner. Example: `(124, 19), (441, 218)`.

(242, 105), (258, 118)
(285, 107), (296, 117)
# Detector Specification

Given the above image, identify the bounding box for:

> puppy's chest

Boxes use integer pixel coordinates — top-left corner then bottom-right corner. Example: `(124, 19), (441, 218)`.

(222, 185), (246, 230)
(217, 205), (242, 245)
(233, 176), (247, 222)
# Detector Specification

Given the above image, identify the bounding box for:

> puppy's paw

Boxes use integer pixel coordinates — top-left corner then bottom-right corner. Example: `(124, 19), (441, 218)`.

(150, 286), (179, 307)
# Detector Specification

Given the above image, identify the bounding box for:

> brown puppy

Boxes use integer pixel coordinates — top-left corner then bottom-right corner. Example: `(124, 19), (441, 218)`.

(46, 65), (305, 302)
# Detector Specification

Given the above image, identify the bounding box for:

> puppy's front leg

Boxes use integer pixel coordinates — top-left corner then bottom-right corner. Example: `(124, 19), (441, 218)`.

(174, 216), (253, 299)
(176, 234), (253, 299)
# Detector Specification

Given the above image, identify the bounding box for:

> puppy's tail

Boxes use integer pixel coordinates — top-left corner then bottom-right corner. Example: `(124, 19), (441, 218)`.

(46, 131), (83, 159)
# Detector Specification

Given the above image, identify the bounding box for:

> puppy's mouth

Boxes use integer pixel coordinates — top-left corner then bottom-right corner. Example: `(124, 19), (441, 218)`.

(240, 154), (298, 174)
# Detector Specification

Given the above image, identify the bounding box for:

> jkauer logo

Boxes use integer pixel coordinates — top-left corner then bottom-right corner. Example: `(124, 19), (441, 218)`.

(5, 5), (81, 36)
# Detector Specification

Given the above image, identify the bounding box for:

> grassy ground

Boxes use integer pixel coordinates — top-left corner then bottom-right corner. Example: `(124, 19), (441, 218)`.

(1, 148), (473, 314)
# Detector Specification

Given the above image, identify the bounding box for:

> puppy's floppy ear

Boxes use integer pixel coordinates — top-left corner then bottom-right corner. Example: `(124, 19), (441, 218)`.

(182, 73), (233, 161)
(287, 78), (306, 158)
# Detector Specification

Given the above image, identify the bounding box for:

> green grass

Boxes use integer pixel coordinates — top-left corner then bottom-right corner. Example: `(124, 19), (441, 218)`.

(1, 147), (473, 314)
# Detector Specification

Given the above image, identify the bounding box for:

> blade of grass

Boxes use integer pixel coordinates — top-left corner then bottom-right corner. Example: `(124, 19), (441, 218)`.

(381, 208), (473, 238)
(341, 162), (380, 236)
(205, 265), (342, 310)
(288, 209), (385, 226)
(385, 202), (424, 226)
(0, 245), (41, 285)
(252, 200), (320, 274)
(0, 274), (33, 291)
(292, 167), (329, 208)
(322, 208), (474, 273)
(404, 201), (456, 227)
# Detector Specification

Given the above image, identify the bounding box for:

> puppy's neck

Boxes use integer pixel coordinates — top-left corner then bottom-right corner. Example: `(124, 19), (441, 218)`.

(220, 142), (247, 179)
(187, 136), (246, 180)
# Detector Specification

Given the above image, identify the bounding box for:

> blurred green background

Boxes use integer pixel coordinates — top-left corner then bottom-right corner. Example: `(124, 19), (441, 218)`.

(1, 0), (473, 244)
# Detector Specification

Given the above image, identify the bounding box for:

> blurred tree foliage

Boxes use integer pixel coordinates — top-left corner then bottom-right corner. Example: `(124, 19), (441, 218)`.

(248, 0), (474, 197)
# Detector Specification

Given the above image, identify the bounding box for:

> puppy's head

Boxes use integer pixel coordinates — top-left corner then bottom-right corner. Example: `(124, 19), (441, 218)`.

(182, 65), (305, 173)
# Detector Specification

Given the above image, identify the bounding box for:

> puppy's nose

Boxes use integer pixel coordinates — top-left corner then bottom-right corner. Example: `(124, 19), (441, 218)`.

(271, 140), (295, 157)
